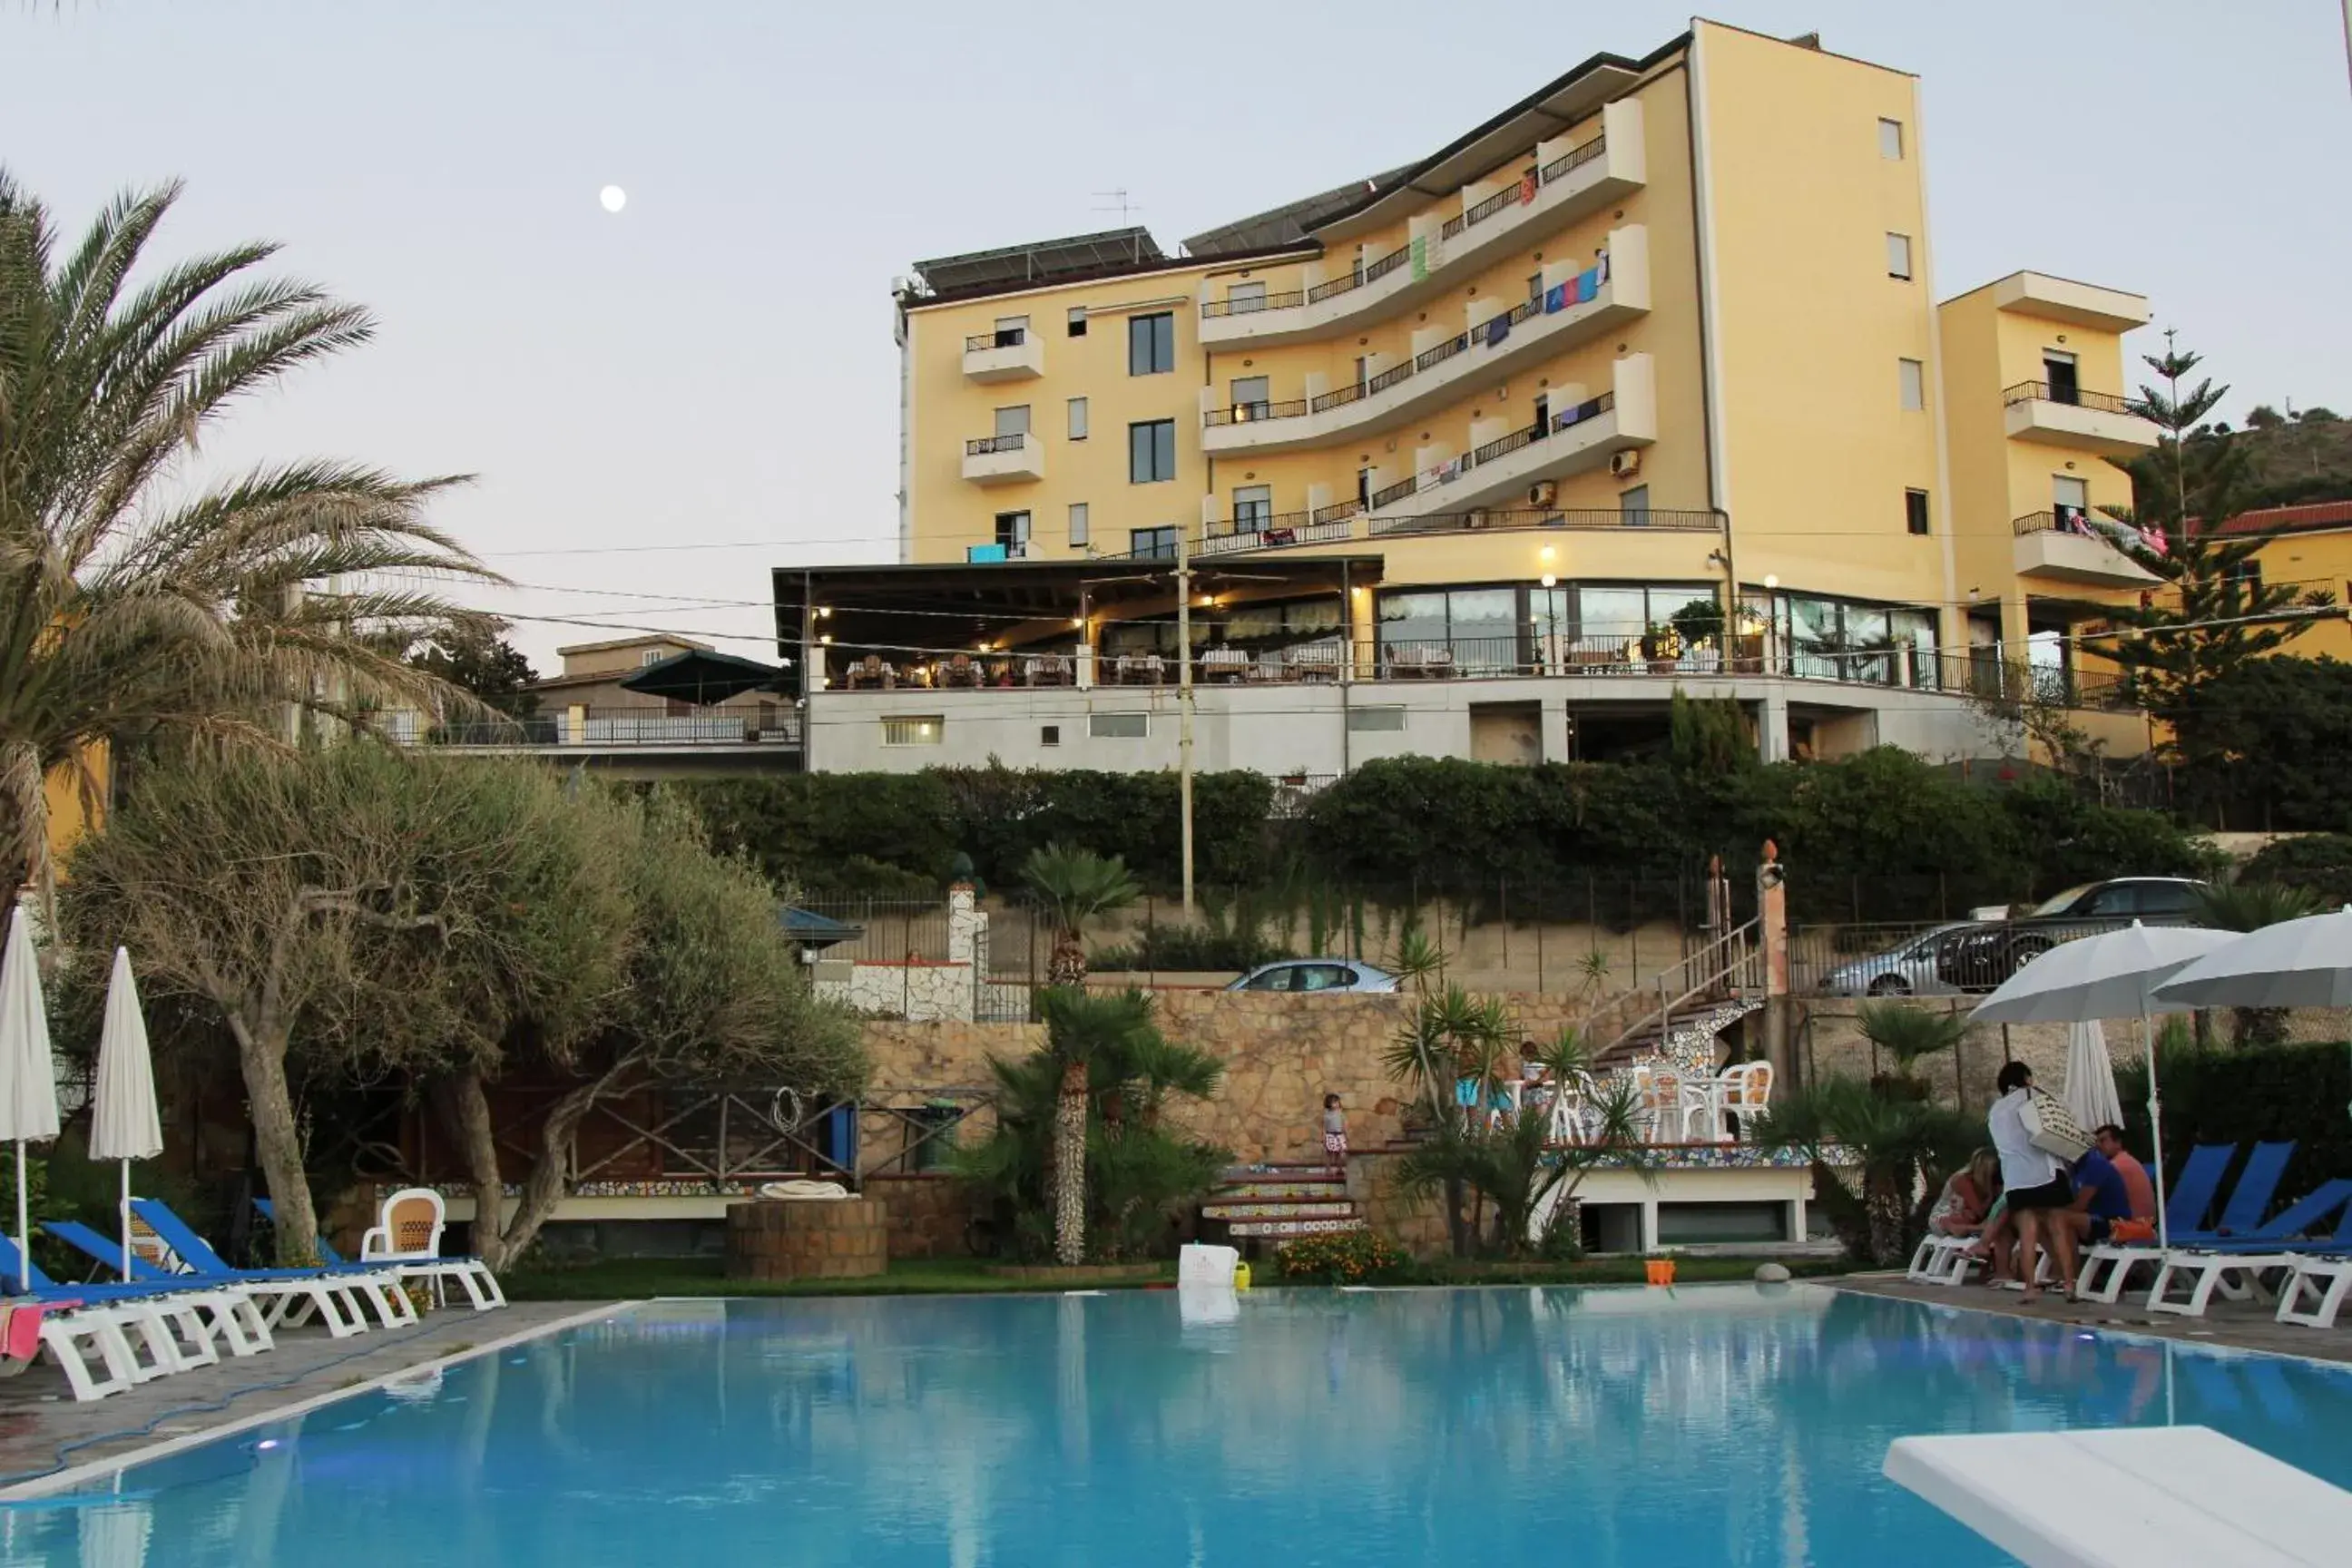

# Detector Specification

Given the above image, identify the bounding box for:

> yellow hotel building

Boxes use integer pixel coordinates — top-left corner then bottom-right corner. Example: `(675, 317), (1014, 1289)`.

(791, 20), (2164, 774)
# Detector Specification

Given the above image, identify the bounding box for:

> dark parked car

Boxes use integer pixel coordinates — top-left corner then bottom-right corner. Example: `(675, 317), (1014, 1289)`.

(1934, 877), (2207, 992)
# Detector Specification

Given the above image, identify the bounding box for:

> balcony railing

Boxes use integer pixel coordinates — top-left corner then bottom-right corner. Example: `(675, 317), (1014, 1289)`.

(1202, 398), (1312, 427)
(2001, 381), (2140, 417)
(1366, 505), (1720, 538)
(1357, 390), (1619, 514)
(1439, 133), (1603, 240)
(1414, 331), (1470, 373)
(400, 707), (801, 749)
(1200, 289), (1308, 318)
(1303, 242), (1410, 305)
(966, 432), (1032, 456)
(965, 328), (1027, 351)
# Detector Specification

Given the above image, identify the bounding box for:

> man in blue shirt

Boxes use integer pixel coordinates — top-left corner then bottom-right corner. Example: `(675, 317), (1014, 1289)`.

(2064, 1147), (2134, 1246)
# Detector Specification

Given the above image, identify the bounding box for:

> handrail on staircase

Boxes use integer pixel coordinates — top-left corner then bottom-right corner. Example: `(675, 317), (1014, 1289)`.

(1595, 916), (1765, 1057)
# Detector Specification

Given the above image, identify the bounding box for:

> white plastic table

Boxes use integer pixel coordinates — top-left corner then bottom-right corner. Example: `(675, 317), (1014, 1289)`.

(1883, 1426), (2352, 1567)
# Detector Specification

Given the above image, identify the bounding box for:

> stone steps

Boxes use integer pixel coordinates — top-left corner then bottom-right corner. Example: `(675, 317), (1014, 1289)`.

(1225, 1215), (1367, 1240)
(1201, 1163), (1364, 1244)
(1218, 1181), (1345, 1201)
(1200, 1200), (1358, 1222)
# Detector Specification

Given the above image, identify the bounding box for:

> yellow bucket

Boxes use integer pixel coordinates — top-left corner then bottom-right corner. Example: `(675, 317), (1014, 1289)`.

(1233, 1261), (1252, 1291)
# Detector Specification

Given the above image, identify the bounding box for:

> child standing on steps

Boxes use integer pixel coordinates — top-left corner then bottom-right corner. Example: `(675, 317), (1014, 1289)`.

(1322, 1093), (1348, 1174)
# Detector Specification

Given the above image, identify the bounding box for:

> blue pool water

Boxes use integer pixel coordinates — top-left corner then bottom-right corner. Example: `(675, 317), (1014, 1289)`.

(6, 1284), (2352, 1566)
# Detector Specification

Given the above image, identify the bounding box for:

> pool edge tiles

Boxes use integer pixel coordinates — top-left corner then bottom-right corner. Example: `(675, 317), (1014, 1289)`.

(0, 1300), (639, 1504)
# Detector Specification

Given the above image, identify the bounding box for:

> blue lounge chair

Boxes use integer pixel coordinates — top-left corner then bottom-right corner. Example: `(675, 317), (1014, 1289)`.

(130, 1199), (414, 1338)
(2077, 1142), (2238, 1303)
(2150, 1183), (2352, 1318)
(0, 1234), (248, 1398)
(40, 1220), (275, 1357)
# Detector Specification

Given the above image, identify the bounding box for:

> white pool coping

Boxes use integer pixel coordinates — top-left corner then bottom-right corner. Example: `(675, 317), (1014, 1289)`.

(0, 1300), (640, 1502)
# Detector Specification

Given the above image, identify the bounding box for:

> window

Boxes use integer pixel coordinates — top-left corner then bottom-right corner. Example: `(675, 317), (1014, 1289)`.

(1040, 725), (1061, 747)
(995, 511), (1031, 556)
(1067, 306), (1087, 337)
(2043, 349), (2080, 404)
(2053, 475), (2089, 531)
(1067, 502), (1090, 547)
(1232, 485), (1272, 533)
(991, 315), (1027, 348)
(1619, 485), (1651, 523)
(1899, 358), (1926, 411)
(1527, 272), (1544, 305)
(1230, 376), (1269, 419)
(1128, 311), (1174, 375)
(1130, 524), (1179, 560)
(1089, 712), (1149, 739)
(1905, 488), (1931, 536)
(882, 716), (944, 747)
(1348, 706), (1407, 732)
(994, 405), (1030, 438)
(1878, 118), (1904, 160)
(1067, 397), (1089, 440)
(1886, 233), (1913, 280)
(639, 647), (667, 666)
(1129, 419), (1176, 484)
(1227, 280), (1267, 314)
(2224, 558), (2264, 591)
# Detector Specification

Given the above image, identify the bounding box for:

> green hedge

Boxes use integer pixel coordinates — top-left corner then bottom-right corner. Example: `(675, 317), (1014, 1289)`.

(2118, 1040), (2352, 1211)
(2240, 834), (2352, 907)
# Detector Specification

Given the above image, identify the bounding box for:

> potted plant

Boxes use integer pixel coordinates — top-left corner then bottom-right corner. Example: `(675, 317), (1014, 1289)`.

(1639, 622), (1681, 675)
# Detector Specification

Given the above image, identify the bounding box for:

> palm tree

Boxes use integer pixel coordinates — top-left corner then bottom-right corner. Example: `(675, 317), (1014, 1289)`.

(1035, 985), (1157, 1264)
(1854, 999), (1967, 1093)
(1020, 844), (1140, 986)
(1756, 1076), (1977, 1266)
(2193, 880), (2325, 1046)
(1, 171), (497, 903)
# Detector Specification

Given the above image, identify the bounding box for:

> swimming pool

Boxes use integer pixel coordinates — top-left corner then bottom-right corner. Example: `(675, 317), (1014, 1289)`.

(6, 1284), (2349, 1566)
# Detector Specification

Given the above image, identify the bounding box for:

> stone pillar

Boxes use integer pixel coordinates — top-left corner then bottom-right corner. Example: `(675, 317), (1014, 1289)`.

(1756, 691), (1790, 762)
(1541, 701), (1572, 764)
(947, 883), (981, 965)
(564, 704), (587, 745)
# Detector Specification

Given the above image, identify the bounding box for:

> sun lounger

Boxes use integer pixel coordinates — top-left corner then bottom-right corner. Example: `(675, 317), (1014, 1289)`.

(2148, 1184), (2352, 1319)
(1906, 1231), (1984, 1286)
(40, 1220), (276, 1357)
(2078, 1142), (2279, 1305)
(0, 1235), (236, 1398)
(2278, 1251), (2352, 1330)
(1884, 1424), (2352, 1567)
(325, 1190), (505, 1312)
(131, 1199), (413, 1338)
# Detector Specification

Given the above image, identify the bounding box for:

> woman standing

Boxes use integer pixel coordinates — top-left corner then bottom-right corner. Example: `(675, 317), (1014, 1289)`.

(1987, 1061), (2075, 1300)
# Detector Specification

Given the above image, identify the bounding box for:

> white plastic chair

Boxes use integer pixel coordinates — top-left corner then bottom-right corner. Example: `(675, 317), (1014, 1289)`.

(1720, 1063), (1775, 1142)
(360, 1188), (507, 1312)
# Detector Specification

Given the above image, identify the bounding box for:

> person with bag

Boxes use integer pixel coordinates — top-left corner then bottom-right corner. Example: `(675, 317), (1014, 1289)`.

(1985, 1061), (2079, 1301)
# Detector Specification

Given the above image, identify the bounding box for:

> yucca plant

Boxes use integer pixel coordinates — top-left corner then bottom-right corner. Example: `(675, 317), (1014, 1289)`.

(1854, 1000), (1968, 1095)
(2193, 879), (2325, 1047)
(1, 170), (497, 904)
(1020, 843), (1140, 986)
(1756, 1075), (1978, 1266)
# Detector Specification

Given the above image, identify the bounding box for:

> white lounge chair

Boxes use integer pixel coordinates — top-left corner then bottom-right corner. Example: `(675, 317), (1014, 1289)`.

(2145, 1183), (2352, 1319)
(1906, 1232), (1983, 1286)
(360, 1188), (507, 1311)
(2278, 1253), (2352, 1329)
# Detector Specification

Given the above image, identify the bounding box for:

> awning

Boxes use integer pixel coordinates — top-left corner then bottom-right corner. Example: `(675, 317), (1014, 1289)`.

(780, 906), (864, 952)
(619, 649), (790, 706)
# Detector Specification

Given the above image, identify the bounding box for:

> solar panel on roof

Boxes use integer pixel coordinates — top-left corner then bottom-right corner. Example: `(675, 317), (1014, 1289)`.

(912, 228), (1164, 294)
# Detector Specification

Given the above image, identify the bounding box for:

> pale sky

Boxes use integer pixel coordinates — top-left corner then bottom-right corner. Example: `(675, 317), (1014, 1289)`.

(6, 1), (2347, 668)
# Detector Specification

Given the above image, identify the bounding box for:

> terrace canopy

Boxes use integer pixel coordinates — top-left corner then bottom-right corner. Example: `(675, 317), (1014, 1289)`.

(619, 648), (791, 706)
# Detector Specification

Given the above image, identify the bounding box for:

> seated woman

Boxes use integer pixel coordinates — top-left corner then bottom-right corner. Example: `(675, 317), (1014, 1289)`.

(1929, 1149), (2000, 1236)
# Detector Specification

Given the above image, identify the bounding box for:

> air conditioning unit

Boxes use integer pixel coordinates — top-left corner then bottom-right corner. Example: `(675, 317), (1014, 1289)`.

(1609, 450), (1642, 478)
(1526, 480), (1559, 507)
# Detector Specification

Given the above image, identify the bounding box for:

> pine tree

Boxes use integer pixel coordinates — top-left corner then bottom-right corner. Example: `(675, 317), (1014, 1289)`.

(2094, 337), (2334, 820)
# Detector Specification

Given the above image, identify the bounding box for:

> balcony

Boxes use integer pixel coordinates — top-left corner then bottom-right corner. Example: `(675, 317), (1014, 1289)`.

(1200, 227), (1650, 458)
(962, 431), (1045, 485)
(2011, 511), (2160, 588)
(962, 327), (1043, 382)
(2002, 382), (2160, 457)
(1198, 97), (1646, 349)
(1358, 352), (1657, 521)
(390, 707), (802, 753)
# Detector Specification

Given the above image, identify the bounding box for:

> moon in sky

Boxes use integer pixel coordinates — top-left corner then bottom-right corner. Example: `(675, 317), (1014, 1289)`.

(598, 185), (627, 213)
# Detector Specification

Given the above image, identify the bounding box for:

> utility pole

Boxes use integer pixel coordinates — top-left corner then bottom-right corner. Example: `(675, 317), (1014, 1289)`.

(1176, 524), (1196, 915)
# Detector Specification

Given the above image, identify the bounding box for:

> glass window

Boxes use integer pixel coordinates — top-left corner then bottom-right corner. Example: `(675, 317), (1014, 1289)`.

(992, 315), (1028, 346)
(1899, 358), (1925, 411)
(994, 405), (1030, 438)
(1348, 706), (1406, 732)
(1619, 485), (1651, 521)
(1789, 597), (1841, 680)
(1886, 233), (1913, 280)
(1227, 281), (1267, 314)
(1067, 397), (1088, 440)
(1230, 377), (1269, 417)
(1578, 586), (1650, 648)
(1232, 485), (1273, 531)
(882, 716), (944, 747)
(1905, 489), (1931, 535)
(995, 511), (1031, 555)
(1089, 712), (1148, 739)
(1067, 503), (1089, 547)
(1129, 419), (1176, 483)
(1128, 312), (1174, 375)
(1067, 307), (1087, 337)
(1377, 590), (1451, 652)
(1879, 118), (1904, 159)
(1130, 524), (1178, 561)
(1448, 589), (1517, 671)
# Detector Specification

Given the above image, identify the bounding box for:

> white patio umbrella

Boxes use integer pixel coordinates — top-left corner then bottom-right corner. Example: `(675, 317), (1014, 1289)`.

(89, 948), (163, 1279)
(1969, 921), (2240, 1249)
(0, 905), (61, 1292)
(2153, 905), (2352, 1127)
(2062, 1020), (2124, 1132)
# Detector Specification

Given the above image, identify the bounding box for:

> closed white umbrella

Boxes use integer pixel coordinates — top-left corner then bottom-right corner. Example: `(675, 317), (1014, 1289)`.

(89, 948), (163, 1279)
(1970, 922), (2241, 1250)
(2063, 1020), (2124, 1132)
(0, 906), (61, 1292)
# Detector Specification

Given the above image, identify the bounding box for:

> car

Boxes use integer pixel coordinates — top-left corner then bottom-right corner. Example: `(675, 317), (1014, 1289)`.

(1816, 923), (1972, 997)
(1934, 877), (2207, 992)
(1226, 959), (1399, 995)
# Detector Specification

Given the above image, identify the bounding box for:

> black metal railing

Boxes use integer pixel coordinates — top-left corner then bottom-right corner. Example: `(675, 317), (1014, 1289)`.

(1367, 473), (1419, 510)
(966, 432), (1031, 456)
(1538, 134), (1607, 186)
(1310, 381), (1369, 414)
(1200, 289), (1308, 318)
(411, 708), (800, 749)
(2014, 509), (2147, 552)
(1202, 398), (1311, 426)
(1304, 241), (1411, 305)
(965, 328), (1027, 351)
(1468, 419), (1547, 467)
(1414, 332), (1470, 373)
(1367, 358), (1415, 396)
(1203, 509), (1308, 542)
(1311, 498), (1367, 525)
(1367, 506), (1721, 538)
(2002, 381), (2141, 417)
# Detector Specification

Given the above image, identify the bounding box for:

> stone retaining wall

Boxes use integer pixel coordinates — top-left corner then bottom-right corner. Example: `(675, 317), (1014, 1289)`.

(725, 1197), (888, 1280)
(862, 1174), (974, 1260)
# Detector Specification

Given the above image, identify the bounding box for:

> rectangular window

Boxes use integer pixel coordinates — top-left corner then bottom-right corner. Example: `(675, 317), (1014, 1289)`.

(995, 511), (1031, 556)
(1067, 397), (1088, 440)
(1619, 485), (1651, 522)
(1886, 233), (1914, 280)
(1067, 502), (1090, 547)
(1230, 376), (1269, 418)
(882, 715), (944, 747)
(1089, 712), (1149, 739)
(1878, 118), (1904, 160)
(1131, 524), (1178, 561)
(1129, 419), (1176, 484)
(1348, 706), (1407, 732)
(994, 405), (1030, 438)
(640, 648), (667, 666)
(1898, 358), (1926, 412)
(1040, 724), (1062, 747)
(1227, 280), (1266, 314)
(991, 315), (1028, 347)
(1067, 306), (1087, 338)
(1905, 488), (1931, 536)
(1128, 311), (1174, 375)
(1233, 485), (1273, 532)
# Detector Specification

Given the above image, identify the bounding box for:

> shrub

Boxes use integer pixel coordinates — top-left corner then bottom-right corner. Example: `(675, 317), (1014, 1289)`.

(1092, 922), (1295, 973)
(2117, 1039), (2352, 1207)
(1273, 1229), (1409, 1285)
(2240, 834), (2352, 907)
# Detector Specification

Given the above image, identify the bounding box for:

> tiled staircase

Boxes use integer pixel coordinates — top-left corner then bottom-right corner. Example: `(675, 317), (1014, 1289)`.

(1200, 1165), (1367, 1242)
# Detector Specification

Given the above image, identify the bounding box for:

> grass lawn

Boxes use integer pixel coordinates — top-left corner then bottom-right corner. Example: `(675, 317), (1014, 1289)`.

(503, 1253), (1845, 1301)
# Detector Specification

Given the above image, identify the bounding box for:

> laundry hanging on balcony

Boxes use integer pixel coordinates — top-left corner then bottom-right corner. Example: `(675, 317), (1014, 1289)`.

(1484, 314), (1511, 348)
(1543, 281), (1569, 313)
(1409, 234), (1429, 280)
(1518, 172), (1538, 204)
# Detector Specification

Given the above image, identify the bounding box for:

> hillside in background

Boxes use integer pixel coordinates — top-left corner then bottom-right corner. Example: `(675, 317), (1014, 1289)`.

(2229, 407), (2352, 507)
